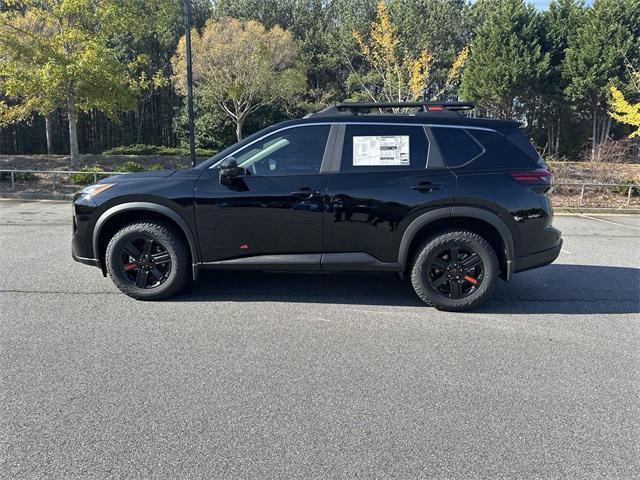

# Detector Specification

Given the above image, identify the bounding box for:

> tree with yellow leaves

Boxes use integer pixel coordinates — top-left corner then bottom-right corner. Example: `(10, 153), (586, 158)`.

(609, 64), (640, 138)
(0, 0), (173, 165)
(172, 17), (306, 142)
(348, 1), (468, 107)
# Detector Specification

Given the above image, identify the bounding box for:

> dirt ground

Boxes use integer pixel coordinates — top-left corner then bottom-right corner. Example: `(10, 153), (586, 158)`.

(549, 161), (640, 184)
(547, 162), (640, 208)
(0, 154), (209, 171)
(2, 155), (638, 179)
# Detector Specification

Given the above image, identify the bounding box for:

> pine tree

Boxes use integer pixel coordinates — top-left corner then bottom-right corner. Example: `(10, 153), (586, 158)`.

(563, 0), (640, 161)
(460, 0), (549, 120)
(538, 0), (585, 157)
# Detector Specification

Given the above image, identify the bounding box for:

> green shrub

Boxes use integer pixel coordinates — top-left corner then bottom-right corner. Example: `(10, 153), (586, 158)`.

(103, 144), (162, 155)
(195, 148), (217, 157)
(115, 161), (145, 173)
(103, 144), (216, 157)
(70, 165), (104, 185)
(148, 163), (165, 171)
(0, 171), (36, 182)
(615, 179), (640, 197)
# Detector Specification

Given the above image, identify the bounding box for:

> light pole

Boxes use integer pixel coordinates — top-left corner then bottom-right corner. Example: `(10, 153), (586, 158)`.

(183, 0), (196, 167)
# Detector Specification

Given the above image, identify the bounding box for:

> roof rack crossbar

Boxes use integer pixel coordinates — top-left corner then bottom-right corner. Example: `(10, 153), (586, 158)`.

(335, 101), (474, 112)
(307, 101), (474, 117)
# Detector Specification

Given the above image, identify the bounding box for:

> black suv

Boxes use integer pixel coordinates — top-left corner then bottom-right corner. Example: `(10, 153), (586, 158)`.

(72, 102), (562, 311)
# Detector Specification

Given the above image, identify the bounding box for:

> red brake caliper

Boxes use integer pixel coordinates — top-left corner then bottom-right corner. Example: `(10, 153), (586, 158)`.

(123, 263), (138, 272)
(464, 275), (478, 285)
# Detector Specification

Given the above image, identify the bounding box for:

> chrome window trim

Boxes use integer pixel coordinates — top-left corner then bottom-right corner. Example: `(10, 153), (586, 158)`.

(424, 123), (497, 132)
(208, 120), (498, 171)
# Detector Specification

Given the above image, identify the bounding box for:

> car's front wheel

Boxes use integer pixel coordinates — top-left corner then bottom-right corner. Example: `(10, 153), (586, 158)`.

(105, 222), (189, 300)
(409, 230), (499, 311)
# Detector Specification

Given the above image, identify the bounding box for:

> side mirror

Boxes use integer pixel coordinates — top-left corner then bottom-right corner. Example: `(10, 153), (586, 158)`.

(219, 157), (243, 185)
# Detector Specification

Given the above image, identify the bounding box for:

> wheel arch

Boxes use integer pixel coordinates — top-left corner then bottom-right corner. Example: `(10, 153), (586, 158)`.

(398, 207), (515, 280)
(93, 202), (200, 280)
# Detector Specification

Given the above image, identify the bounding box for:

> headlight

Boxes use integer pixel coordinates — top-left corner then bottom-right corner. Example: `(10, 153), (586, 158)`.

(79, 183), (114, 199)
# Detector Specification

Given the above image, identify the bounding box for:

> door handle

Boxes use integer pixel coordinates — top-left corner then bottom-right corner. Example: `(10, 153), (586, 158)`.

(291, 187), (320, 199)
(411, 182), (442, 192)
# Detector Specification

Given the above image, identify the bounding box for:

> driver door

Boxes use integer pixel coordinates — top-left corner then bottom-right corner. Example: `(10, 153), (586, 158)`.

(195, 124), (334, 266)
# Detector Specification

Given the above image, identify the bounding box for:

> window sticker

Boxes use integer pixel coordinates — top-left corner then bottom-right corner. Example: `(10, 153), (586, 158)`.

(352, 135), (410, 166)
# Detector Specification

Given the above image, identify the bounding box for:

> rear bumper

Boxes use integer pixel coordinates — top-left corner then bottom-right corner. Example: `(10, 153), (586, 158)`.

(504, 223), (562, 281)
(509, 240), (562, 277)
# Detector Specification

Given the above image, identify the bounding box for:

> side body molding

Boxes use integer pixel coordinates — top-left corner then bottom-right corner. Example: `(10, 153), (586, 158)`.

(92, 202), (200, 280)
(397, 206), (515, 280)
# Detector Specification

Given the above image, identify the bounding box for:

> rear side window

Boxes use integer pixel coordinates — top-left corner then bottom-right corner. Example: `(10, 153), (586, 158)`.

(470, 130), (539, 170)
(341, 124), (429, 172)
(506, 130), (541, 163)
(431, 127), (483, 168)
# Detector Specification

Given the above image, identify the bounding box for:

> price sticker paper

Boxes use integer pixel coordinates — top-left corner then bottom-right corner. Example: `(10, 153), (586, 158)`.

(353, 135), (410, 166)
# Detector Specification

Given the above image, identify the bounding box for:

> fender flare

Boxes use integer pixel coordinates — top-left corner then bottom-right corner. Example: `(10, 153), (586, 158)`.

(397, 206), (515, 277)
(92, 202), (200, 280)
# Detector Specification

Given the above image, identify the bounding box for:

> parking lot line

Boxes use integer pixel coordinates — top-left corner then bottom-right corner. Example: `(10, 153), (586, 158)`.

(579, 214), (640, 231)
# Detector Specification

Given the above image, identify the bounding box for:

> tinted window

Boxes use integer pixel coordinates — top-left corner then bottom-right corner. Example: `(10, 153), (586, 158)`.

(341, 124), (429, 172)
(507, 130), (541, 162)
(234, 125), (330, 176)
(470, 130), (539, 170)
(431, 127), (483, 168)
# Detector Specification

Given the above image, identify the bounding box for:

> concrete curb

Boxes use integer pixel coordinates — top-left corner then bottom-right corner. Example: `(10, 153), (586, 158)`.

(554, 207), (640, 215)
(0, 192), (74, 201)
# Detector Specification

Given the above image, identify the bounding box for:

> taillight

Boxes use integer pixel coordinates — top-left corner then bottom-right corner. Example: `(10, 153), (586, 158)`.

(511, 168), (553, 183)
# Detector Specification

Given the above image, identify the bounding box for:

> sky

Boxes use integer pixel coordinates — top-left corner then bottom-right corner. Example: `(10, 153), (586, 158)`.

(531, 0), (593, 9)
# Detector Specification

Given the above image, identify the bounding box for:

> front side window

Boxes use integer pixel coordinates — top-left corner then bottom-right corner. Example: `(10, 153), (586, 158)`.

(341, 124), (429, 172)
(233, 124), (330, 176)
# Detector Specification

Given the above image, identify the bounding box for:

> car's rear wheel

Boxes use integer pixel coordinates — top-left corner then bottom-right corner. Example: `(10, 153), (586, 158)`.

(409, 230), (499, 311)
(105, 222), (189, 300)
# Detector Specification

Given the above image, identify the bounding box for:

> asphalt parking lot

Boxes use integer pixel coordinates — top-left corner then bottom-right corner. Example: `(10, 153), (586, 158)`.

(1, 200), (638, 479)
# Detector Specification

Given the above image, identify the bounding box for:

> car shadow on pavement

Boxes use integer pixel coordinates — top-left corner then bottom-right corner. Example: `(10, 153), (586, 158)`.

(174, 264), (639, 315)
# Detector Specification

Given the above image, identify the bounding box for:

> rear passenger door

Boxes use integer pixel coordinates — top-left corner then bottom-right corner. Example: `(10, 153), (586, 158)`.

(323, 123), (456, 266)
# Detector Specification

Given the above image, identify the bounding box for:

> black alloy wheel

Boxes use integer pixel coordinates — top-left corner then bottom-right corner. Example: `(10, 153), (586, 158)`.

(426, 246), (484, 299)
(120, 237), (172, 289)
(409, 230), (498, 311)
(105, 222), (189, 300)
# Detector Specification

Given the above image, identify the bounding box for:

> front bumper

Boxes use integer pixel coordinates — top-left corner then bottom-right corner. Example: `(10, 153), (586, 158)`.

(71, 247), (100, 267)
(71, 198), (101, 269)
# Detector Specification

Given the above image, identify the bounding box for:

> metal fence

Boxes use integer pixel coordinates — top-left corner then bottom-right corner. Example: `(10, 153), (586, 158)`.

(0, 169), (125, 194)
(552, 182), (639, 208)
(0, 169), (638, 208)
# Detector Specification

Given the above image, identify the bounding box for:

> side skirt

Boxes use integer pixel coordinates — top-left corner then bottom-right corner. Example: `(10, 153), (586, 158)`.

(199, 253), (402, 272)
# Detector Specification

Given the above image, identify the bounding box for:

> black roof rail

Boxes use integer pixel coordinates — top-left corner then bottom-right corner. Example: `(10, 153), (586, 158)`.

(308, 101), (474, 117)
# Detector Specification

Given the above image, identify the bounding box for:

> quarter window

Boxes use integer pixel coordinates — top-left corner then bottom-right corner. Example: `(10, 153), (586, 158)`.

(469, 129), (539, 169)
(341, 124), (429, 172)
(233, 125), (330, 176)
(431, 127), (483, 168)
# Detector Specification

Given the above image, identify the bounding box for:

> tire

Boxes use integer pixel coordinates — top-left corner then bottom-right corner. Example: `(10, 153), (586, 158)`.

(105, 221), (190, 300)
(409, 229), (499, 311)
